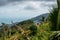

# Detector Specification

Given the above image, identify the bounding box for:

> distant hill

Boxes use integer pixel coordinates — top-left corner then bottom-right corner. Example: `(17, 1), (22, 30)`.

(10, 13), (49, 25)
(32, 13), (49, 23)
(0, 13), (49, 28)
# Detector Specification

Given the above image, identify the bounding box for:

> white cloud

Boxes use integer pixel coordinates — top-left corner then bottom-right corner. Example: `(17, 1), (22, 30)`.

(24, 1), (40, 10)
(0, 1), (56, 23)
(0, 0), (56, 6)
(0, 1), (56, 17)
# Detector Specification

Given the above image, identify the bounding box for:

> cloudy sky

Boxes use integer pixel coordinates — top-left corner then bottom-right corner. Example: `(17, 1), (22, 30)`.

(0, 0), (57, 24)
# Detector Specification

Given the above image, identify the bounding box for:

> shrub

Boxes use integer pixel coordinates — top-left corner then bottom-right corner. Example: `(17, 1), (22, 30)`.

(29, 25), (37, 36)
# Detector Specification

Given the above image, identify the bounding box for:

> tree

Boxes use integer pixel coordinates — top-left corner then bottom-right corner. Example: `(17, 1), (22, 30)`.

(48, 7), (58, 30)
(41, 16), (45, 22)
(48, 0), (60, 31)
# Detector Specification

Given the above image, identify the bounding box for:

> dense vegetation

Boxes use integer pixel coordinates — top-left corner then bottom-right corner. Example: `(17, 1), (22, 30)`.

(48, 0), (60, 31)
(0, 20), (53, 40)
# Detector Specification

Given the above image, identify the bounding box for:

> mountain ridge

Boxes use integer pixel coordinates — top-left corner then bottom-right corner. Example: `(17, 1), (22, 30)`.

(0, 13), (49, 27)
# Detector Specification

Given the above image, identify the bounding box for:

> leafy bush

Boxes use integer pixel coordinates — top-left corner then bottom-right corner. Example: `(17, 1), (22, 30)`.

(29, 25), (37, 36)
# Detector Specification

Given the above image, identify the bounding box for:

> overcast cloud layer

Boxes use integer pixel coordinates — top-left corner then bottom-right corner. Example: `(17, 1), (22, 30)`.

(0, 0), (56, 6)
(0, 0), (57, 24)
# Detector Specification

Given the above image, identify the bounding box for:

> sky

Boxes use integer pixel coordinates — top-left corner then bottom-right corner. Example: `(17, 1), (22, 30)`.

(0, 0), (57, 24)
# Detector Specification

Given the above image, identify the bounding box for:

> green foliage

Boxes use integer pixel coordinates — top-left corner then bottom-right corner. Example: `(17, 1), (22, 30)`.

(49, 31), (60, 40)
(57, 0), (60, 30)
(17, 20), (33, 25)
(48, 7), (58, 30)
(29, 25), (37, 36)
(0, 19), (53, 40)
(57, 10), (60, 30)
(41, 16), (45, 22)
(48, 0), (60, 30)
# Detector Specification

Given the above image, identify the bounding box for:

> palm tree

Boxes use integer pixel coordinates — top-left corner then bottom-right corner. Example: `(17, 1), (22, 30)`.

(48, 7), (58, 30)
(49, 0), (60, 30)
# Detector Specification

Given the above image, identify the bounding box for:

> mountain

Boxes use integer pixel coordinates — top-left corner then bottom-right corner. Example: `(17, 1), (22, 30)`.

(32, 13), (49, 23)
(0, 13), (49, 28)
(10, 13), (49, 25)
